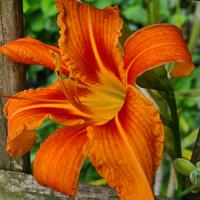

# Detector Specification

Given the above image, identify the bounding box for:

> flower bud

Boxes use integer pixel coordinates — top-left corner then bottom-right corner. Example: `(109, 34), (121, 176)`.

(174, 158), (196, 176)
(190, 169), (200, 187)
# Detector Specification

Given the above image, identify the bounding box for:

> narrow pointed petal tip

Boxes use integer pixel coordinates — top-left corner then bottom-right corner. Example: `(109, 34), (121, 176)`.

(85, 85), (164, 200)
(0, 37), (68, 74)
(172, 62), (195, 76)
(124, 24), (195, 83)
(33, 126), (87, 196)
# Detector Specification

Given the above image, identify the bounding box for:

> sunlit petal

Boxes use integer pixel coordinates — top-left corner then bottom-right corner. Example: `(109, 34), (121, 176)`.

(5, 81), (89, 157)
(124, 24), (195, 83)
(57, 0), (124, 84)
(85, 85), (164, 200)
(0, 37), (68, 74)
(33, 126), (87, 196)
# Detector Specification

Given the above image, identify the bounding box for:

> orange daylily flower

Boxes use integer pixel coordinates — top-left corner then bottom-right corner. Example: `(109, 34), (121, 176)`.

(0, 0), (195, 199)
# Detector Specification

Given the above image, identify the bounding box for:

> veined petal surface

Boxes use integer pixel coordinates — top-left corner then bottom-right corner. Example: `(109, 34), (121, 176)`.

(124, 24), (195, 83)
(33, 126), (87, 196)
(0, 37), (68, 74)
(85, 85), (164, 200)
(57, 0), (124, 84)
(4, 81), (89, 157)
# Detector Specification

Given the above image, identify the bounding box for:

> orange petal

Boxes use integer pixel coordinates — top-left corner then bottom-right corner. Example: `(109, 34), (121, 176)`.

(85, 85), (164, 199)
(56, 0), (124, 83)
(124, 24), (195, 83)
(0, 37), (68, 74)
(4, 81), (89, 157)
(33, 126), (87, 196)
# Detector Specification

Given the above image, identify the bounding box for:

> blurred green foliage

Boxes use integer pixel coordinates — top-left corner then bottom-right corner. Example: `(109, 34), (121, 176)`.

(23, 0), (200, 197)
(23, 0), (58, 88)
(23, 0), (58, 41)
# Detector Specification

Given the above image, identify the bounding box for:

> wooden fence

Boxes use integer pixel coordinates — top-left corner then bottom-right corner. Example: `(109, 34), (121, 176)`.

(0, 0), (199, 199)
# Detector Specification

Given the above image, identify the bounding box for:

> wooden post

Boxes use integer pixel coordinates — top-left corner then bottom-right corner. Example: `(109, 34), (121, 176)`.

(0, 0), (30, 173)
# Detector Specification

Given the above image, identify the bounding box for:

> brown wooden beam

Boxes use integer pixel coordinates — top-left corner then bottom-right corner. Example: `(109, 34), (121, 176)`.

(0, 169), (174, 200)
(0, 0), (30, 173)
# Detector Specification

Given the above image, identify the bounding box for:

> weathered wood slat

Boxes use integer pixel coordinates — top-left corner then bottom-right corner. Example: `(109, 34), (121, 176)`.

(0, 0), (30, 172)
(0, 169), (173, 200)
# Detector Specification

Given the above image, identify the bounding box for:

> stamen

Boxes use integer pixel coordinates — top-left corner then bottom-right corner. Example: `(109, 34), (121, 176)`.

(51, 51), (92, 114)
(51, 51), (70, 99)
(67, 79), (92, 115)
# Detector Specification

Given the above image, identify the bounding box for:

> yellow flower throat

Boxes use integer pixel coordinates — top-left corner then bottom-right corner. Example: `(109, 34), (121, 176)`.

(80, 68), (126, 125)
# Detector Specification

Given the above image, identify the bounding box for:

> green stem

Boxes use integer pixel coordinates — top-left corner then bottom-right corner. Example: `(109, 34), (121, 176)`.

(188, 2), (200, 52)
(145, 0), (151, 25)
(176, 0), (181, 27)
(153, 0), (160, 23)
(167, 91), (182, 158)
(178, 185), (197, 198)
(167, 90), (183, 194)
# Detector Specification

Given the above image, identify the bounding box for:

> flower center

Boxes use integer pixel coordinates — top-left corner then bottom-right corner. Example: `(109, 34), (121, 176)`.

(80, 69), (126, 125)
(65, 66), (126, 125)
(51, 51), (125, 125)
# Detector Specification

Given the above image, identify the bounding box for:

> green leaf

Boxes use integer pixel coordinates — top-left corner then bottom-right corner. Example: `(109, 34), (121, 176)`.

(46, 73), (58, 85)
(182, 149), (193, 160)
(27, 0), (41, 13)
(160, 0), (170, 20)
(182, 128), (199, 149)
(180, 114), (190, 134)
(30, 14), (45, 32)
(41, 0), (57, 17)
(122, 5), (146, 24)
(44, 17), (58, 32)
(172, 77), (193, 91)
(27, 65), (43, 82)
(192, 54), (200, 63)
(188, 2), (200, 52)
(23, 0), (30, 13)
(169, 12), (187, 27)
